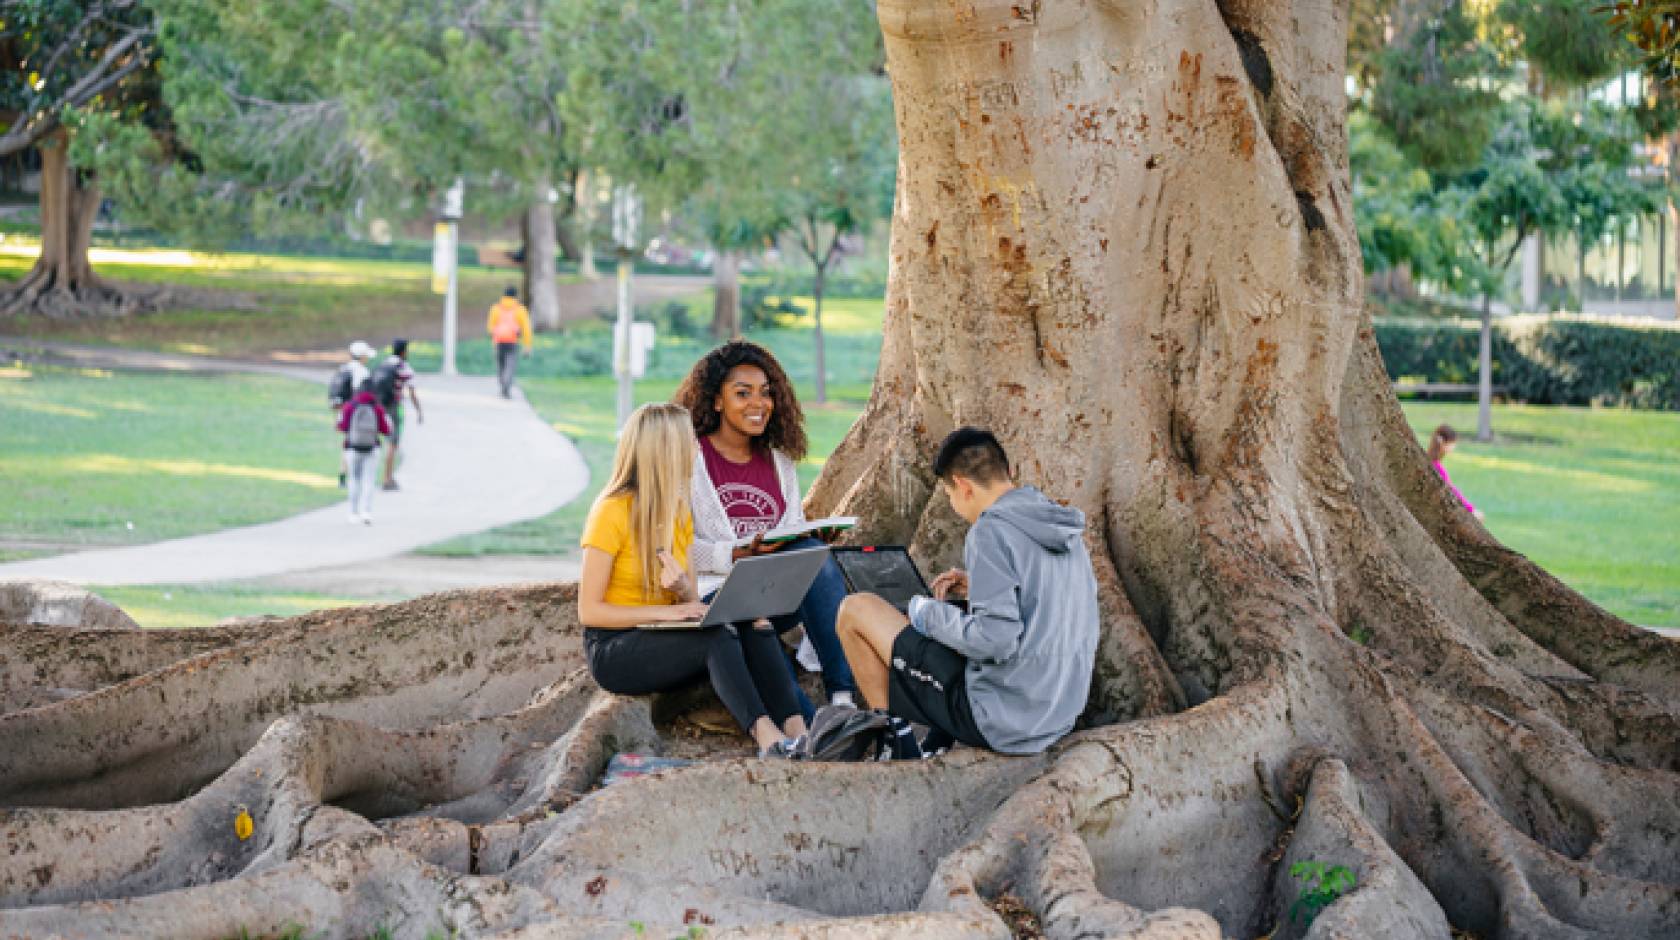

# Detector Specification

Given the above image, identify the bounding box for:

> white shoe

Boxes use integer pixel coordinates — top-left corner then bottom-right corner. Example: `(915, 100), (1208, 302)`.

(348, 513), (361, 524)
(361, 514), (373, 526)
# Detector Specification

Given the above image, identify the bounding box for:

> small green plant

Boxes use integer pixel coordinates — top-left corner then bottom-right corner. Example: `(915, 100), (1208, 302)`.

(1289, 860), (1356, 927)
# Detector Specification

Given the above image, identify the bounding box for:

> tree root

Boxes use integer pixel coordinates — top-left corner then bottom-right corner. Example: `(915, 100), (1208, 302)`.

(1272, 758), (1452, 939)
(0, 620), (260, 712)
(0, 584), (585, 808)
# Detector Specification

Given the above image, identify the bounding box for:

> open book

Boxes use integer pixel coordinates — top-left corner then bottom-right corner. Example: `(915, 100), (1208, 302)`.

(731, 516), (857, 548)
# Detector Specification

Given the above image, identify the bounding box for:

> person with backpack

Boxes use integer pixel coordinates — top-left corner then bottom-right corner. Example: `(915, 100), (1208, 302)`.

(337, 378), (392, 524)
(372, 339), (422, 491)
(329, 342), (375, 488)
(487, 286), (533, 398)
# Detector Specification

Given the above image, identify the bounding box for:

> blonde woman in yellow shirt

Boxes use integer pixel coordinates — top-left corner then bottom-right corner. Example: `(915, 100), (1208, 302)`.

(577, 402), (809, 758)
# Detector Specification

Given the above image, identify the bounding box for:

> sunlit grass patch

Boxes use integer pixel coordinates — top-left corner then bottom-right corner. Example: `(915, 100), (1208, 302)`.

(767, 295), (886, 335)
(1456, 453), (1657, 495)
(0, 245), (515, 358)
(93, 583), (378, 629)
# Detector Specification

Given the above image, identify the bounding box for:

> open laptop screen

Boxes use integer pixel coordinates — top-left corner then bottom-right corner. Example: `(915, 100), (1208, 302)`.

(830, 546), (932, 614)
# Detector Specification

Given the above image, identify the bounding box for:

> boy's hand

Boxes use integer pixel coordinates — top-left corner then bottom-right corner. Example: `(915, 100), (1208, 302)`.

(930, 568), (969, 601)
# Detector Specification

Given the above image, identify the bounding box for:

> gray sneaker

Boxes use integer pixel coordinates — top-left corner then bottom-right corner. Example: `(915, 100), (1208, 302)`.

(760, 735), (807, 760)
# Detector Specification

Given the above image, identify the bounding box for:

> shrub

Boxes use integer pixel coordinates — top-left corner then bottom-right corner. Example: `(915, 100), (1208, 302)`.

(1373, 315), (1680, 409)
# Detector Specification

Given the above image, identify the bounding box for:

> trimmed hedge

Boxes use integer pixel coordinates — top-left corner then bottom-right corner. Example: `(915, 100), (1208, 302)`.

(1374, 315), (1680, 410)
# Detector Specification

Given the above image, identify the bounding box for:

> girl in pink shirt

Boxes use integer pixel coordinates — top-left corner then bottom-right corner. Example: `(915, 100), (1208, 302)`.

(1426, 424), (1481, 520)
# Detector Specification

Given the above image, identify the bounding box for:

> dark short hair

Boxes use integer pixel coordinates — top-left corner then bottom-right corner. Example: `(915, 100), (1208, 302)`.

(504, 286), (519, 297)
(673, 340), (808, 461)
(933, 427), (1009, 485)
(391, 338), (409, 356)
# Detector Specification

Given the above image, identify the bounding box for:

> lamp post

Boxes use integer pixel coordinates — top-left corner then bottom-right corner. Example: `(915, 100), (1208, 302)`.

(611, 184), (641, 430)
(439, 177), (465, 376)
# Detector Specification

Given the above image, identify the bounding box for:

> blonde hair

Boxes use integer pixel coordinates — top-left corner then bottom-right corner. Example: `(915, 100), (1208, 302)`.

(596, 402), (696, 599)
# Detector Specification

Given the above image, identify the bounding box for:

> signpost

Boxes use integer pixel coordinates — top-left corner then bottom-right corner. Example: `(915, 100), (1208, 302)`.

(436, 178), (465, 376)
(611, 185), (642, 430)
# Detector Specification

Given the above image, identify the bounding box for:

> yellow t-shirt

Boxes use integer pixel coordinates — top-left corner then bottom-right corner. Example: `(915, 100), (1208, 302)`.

(581, 491), (694, 607)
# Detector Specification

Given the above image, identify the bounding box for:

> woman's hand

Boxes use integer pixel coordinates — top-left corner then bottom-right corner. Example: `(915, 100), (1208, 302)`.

(668, 601), (710, 621)
(731, 533), (785, 561)
(656, 549), (698, 602)
(930, 568), (969, 601)
(656, 548), (685, 591)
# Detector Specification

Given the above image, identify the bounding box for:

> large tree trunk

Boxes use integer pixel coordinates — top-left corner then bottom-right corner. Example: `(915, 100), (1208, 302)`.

(0, 131), (142, 319)
(521, 190), (561, 331)
(711, 248), (741, 338)
(2, 3), (1675, 939)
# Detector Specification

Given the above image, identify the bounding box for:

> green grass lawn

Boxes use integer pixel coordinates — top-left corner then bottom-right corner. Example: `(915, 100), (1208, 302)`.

(0, 361), (342, 549)
(0, 242), (523, 358)
(1402, 403), (1680, 627)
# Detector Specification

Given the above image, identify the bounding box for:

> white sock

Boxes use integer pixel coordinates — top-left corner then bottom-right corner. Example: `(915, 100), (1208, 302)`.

(830, 691), (855, 708)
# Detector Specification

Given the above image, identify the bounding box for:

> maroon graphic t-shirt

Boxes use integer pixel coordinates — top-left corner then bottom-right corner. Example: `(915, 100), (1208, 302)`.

(700, 436), (786, 539)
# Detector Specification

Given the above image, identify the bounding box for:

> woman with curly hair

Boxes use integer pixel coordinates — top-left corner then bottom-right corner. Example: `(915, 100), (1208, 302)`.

(674, 341), (858, 713)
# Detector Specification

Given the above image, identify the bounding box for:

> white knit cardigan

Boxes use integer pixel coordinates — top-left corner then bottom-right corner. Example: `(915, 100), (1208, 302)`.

(689, 447), (805, 594)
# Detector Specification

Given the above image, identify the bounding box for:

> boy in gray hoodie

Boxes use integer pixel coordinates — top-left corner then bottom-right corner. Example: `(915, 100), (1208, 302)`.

(834, 427), (1099, 755)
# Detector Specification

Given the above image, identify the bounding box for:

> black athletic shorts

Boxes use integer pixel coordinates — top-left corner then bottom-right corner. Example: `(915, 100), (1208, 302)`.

(887, 628), (989, 749)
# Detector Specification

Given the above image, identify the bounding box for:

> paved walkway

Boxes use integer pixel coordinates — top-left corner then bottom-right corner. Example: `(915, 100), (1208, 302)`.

(0, 342), (589, 586)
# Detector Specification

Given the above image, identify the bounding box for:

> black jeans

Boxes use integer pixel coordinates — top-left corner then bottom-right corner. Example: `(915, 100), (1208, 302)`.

(495, 342), (519, 395)
(583, 624), (804, 735)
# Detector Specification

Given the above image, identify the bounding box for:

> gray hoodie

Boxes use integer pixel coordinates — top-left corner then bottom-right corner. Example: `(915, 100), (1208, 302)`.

(908, 486), (1099, 754)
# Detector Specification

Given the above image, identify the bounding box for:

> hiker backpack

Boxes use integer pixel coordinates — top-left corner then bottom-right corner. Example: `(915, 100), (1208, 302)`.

(346, 401), (381, 451)
(328, 364), (355, 406)
(371, 360), (400, 409)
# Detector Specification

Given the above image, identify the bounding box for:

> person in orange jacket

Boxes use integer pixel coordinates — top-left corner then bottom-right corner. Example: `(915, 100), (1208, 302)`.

(488, 286), (534, 398)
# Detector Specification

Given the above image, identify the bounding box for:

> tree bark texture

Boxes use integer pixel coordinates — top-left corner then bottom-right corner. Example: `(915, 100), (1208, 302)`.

(712, 248), (742, 338)
(2, 2), (1677, 939)
(0, 130), (151, 319)
(522, 192), (562, 332)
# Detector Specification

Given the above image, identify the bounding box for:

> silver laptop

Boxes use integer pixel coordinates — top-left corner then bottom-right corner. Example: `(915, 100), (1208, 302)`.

(640, 546), (831, 629)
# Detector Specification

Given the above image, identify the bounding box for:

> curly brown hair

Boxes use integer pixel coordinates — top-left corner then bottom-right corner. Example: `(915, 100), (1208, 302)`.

(674, 340), (808, 461)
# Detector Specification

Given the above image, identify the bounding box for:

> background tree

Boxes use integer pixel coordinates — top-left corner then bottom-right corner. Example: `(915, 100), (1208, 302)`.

(0, 0), (157, 318)
(82, 0), (578, 329)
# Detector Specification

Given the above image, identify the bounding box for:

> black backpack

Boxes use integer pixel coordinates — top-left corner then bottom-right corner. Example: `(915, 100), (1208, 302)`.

(328, 364), (355, 406)
(371, 360), (400, 409)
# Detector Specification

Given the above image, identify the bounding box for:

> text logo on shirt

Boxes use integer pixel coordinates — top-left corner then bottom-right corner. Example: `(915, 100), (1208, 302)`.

(717, 483), (779, 538)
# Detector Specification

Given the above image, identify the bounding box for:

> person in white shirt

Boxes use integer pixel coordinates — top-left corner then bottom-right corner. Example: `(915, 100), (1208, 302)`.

(674, 341), (857, 716)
